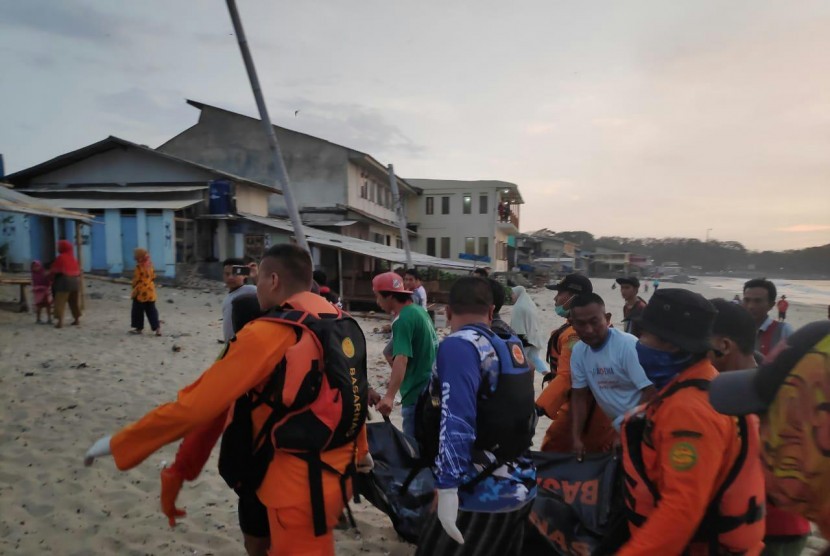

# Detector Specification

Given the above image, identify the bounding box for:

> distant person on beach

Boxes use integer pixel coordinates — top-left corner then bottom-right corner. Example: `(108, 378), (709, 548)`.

(129, 248), (160, 336)
(510, 286), (549, 372)
(537, 274), (616, 453)
(732, 294), (742, 304)
(743, 278), (794, 356)
(221, 258), (257, 342)
(568, 293), (654, 457)
(372, 271), (438, 438)
(30, 260), (52, 324)
(489, 278), (516, 338)
(777, 295), (789, 322)
(50, 239), (82, 328)
(711, 321), (830, 556)
(743, 279), (809, 553)
(651, 278), (660, 291)
(616, 276), (647, 337)
(84, 244), (371, 555)
(160, 293), (269, 556)
(404, 268), (428, 309)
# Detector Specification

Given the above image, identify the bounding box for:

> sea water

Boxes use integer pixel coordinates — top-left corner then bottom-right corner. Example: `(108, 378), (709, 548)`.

(698, 276), (830, 307)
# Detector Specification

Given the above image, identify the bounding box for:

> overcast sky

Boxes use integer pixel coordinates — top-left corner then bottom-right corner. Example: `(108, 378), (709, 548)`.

(2, 0), (829, 251)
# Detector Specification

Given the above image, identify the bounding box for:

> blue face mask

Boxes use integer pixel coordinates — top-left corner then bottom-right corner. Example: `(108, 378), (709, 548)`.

(635, 342), (694, 390)
(554, 304), (569, 318)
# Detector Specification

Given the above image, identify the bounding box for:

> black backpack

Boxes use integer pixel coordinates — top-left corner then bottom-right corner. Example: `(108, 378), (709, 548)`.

(218, 307), (368, 536)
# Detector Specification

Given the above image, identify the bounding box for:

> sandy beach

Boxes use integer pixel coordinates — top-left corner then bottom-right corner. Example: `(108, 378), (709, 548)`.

(0, 276), (826, 555)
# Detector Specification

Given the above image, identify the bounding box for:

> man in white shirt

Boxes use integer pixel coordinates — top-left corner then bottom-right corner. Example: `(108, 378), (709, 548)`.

(404, 268), (428, 309)
(220, 257), (257, 342)
(568, 293), (656, 456)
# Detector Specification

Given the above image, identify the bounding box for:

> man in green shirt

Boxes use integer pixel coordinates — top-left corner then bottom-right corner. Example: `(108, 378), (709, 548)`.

(373, 271), (438, 438)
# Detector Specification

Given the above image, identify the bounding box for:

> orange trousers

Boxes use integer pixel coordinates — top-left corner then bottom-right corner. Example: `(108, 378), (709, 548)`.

(541, 401), (618, 453)
(265, 495), (345, 556)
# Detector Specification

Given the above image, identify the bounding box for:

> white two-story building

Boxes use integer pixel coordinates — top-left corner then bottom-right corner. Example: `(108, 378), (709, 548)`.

(407, 179), (523, 272)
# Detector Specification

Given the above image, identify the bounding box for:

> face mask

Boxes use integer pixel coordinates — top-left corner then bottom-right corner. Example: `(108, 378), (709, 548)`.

(635, 342), (694, 390)
(554, 304), (569, 318)
(761, 334), (830, 532)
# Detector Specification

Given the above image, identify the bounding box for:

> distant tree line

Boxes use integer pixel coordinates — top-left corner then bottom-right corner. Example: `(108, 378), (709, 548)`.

(553, 231), (830, 278)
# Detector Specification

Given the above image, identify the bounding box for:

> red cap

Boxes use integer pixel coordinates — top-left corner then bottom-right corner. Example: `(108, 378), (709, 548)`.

(372, 272), (411, 294)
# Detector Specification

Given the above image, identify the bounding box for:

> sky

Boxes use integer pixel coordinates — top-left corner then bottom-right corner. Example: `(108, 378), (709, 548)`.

(1, 0), (829, 252)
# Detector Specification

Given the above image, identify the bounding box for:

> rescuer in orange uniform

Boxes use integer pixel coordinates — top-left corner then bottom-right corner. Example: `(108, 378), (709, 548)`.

(84, 244), (370, 556)
(618, 289), (765, 556)
(536, 274), (616, 453)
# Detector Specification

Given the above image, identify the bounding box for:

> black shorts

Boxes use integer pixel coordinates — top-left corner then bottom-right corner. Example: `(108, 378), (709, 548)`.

(238, 490), (270, 538)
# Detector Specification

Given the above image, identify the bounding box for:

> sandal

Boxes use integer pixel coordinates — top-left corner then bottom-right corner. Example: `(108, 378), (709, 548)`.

(129, 329), (143, 335)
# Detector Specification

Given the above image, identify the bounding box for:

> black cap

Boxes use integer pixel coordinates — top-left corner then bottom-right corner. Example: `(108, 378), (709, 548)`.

(710, 320), (830, 416)
(635, 288), (717, 353)
(615, 276), (640, 288)
(546, 273), (593, 294)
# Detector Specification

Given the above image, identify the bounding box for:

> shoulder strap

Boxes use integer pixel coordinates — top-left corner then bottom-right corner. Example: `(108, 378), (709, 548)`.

(655, 378), (710, 402)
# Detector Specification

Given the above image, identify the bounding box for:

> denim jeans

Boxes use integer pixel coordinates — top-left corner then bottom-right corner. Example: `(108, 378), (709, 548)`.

(401, 404), (417, 439)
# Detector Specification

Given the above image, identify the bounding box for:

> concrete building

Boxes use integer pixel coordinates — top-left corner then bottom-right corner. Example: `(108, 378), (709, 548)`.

(590, 247), (649, 277)
(158, 100), (420, 252)
(4, 136), (279, 278)
(406, 179), (523, 272)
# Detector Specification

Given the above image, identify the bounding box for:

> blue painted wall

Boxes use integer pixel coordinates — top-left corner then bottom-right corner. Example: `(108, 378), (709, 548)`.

(104, 209), (122, 275)
(121, 214), (138, 271)
(90, 215), (107, 271)
(162, 210), (176, 277)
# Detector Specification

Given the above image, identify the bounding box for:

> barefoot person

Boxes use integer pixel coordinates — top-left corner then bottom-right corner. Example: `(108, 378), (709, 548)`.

(129, 248), (161, 336)
(50, 239), (82, 328)
(31, 260), (52, 324)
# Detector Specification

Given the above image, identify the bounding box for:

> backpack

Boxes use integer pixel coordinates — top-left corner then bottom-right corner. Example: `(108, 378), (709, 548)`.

(218, 307), (368, 536)
(410, 324), (536, 492)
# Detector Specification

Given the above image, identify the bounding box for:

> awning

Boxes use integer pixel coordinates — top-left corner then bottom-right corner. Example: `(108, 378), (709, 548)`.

(0, 185), (94, 222)
(17, 185), (209, 194)
(240, 213), (474, 271)
(43, 198), (203, 210)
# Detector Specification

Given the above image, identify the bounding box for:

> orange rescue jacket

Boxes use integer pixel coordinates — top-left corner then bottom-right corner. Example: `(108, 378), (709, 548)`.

(619, 360), (765, 556)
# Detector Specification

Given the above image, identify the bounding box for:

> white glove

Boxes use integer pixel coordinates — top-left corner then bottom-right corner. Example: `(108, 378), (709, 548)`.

(356, 453), (374, 473)
(436, 487), (464, 544)
(84, 435), (113, 466)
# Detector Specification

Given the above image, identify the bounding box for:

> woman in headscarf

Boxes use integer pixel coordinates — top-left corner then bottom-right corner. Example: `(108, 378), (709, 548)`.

(50, 239), (82, 328)
(130, 248), (161, 336)
(510, 286), (550, 372)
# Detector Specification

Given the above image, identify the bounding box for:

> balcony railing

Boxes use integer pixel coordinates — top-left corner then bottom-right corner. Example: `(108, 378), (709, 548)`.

(497, 210), (519, 230)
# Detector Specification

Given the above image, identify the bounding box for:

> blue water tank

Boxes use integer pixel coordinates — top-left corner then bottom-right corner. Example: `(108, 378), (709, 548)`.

(209, 180), (231, 214)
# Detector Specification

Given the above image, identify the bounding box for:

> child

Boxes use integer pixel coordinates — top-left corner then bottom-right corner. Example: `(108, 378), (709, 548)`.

(130, 248), (161, 336)
(31, 260), (52, 324)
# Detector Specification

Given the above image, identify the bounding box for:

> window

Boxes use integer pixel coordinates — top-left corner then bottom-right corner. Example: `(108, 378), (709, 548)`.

(479, 237), (489, 257)
(386, 235), (391, 246)
(426, 237), (436, 256)
(426, 197), (434, 215)
(479, 194), (488, 214)
(360, 180), (368, 199)
(465, 237), (475, 254)
(440, 237), (451, 258)
(370, 182), (376, 203)
(463, 194), (472, 214)
(441, 196), (450, 215)
(373, 233), (384, 244)
(396, 238), (403, 249)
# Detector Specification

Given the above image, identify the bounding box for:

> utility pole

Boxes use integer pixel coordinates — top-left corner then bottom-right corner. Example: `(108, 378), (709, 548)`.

(388, 164), (413, 268)
(225, 0), (308, 252)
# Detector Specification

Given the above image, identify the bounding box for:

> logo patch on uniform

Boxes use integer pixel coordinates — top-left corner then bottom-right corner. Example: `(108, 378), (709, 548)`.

(669, 442), (698, 471)
(341, 337), (356, 359)
(566, 336), (579, 350)
(511, 344), (526, 365)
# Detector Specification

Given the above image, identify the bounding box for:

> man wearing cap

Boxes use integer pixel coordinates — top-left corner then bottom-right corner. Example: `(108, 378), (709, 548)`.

(536, 274), (617, 453)
(373, 271), (438, 438)
(711, 321), (830, 556)
(616, 276), (648, 337)
(617, 289), (765, 555)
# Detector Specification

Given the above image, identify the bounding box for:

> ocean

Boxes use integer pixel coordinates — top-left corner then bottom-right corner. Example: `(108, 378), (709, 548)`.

(697, 276), (830, 307)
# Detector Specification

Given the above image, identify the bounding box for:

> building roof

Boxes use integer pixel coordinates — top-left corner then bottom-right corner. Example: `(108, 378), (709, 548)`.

(240, 213), (474, 271)
(42, 198), (203, 210)
(0, 185), (93, 222)
(15, 185), (208, 194)
(183, 100), (421, 195)
(3, 136), (279, 193)
(406, 179), (524, 204)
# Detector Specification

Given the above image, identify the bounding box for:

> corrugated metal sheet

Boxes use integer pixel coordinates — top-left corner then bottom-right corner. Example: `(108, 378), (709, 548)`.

(43, 198), (202, 210)
(0, 185), (93, 222)
(18, 185), (208, 194)
(241, 213), (474, 271)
